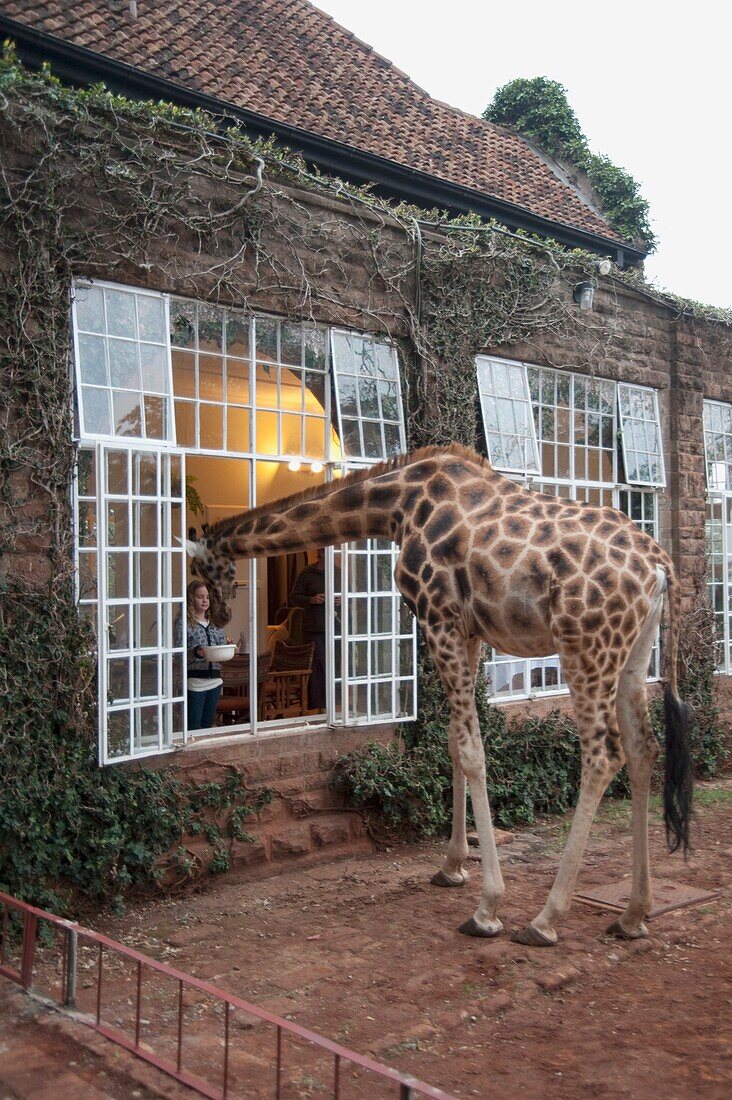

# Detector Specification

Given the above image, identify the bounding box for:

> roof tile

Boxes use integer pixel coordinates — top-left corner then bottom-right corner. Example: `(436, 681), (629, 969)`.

(3, 0), (622, 242)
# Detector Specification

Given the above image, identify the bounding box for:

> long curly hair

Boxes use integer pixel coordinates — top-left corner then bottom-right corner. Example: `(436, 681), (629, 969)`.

(185, 580), (212, 627)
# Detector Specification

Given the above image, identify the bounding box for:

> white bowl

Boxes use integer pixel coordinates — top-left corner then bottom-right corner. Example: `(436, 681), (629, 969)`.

(202, 644), (236, 663)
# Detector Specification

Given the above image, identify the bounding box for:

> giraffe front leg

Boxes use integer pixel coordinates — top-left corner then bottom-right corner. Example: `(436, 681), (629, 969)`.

(454, 728), (504, 937)
(430, 763), (470, 888)
(430, 635), (481, 890)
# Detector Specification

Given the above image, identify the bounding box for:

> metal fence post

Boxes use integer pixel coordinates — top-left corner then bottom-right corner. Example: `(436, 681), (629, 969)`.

(64, 928), (78, 1007)
(20, 912), (37, 990)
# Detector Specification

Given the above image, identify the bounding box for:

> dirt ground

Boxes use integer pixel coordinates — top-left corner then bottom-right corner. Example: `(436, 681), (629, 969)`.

(6, 783), (732, 1099)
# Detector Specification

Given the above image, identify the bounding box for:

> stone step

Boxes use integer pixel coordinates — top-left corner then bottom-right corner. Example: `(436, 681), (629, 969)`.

(181, 810), (369, 880)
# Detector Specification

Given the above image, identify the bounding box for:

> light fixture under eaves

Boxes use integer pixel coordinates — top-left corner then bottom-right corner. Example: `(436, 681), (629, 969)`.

(573, 280), (596, 311)
(287, 460), (301, 472)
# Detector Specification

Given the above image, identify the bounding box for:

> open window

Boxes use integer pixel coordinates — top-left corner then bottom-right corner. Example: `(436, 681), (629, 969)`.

(72, 283), (417, 760)
(476, 356), (665, 700)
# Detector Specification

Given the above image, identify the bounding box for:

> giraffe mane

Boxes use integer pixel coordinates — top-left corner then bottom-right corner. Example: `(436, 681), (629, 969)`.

(205, 444), (490, 542)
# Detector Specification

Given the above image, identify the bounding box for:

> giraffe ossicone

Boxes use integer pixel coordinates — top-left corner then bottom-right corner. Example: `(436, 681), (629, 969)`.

(189, 445), (693, 946)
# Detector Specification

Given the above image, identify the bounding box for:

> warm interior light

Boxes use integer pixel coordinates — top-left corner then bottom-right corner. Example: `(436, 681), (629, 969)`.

(287, 459), (301, 472)
(310, 460), (324, 474)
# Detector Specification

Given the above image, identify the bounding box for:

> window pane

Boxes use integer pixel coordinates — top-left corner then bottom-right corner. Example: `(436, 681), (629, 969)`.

(78, 334), (108, 386)
(226, 314), (250, 359)
(140, 343), (167, 393)
(198, 305), (224, 353)
(199, 354), (223, 401)
(112, 390), (143, 436)
(105, 288), (137, 339)
(109, 339), (140, 389)
(170, 299), (196, 348)
(75, 285), (105, 332)
(227, 406), (251, 453)
(82, 387), (111, 435)
(200, 404), (223, 450)
(137, 295), (165, 343)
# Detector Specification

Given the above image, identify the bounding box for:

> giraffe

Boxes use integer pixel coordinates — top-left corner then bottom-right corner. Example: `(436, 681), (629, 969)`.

(186, 444), (693, 947)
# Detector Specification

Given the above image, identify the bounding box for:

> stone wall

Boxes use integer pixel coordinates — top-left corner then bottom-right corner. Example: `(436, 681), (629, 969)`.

(3, 97), (732, 884)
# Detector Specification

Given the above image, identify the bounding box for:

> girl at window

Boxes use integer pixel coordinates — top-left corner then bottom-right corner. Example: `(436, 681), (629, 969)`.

(175, 581), (228, 731)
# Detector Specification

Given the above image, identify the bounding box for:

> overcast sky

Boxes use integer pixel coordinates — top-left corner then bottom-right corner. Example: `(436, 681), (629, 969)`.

(316, 0), (731, 310)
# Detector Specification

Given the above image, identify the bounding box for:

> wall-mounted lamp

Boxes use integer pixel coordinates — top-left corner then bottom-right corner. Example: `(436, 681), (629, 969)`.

(596, 259), (612, 276)
(573, 280), (596, 311)
(288, 459), (324, 474)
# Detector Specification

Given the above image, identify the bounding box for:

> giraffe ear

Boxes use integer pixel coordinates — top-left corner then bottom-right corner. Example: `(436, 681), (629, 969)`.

(175, 536), (203, 559)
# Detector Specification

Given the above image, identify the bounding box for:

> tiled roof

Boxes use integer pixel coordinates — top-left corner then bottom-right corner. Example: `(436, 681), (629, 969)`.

(3, 0), (624, 243)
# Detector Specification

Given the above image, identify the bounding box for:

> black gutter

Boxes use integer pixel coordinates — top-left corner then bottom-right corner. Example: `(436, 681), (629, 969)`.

(1, 16), (646, 267)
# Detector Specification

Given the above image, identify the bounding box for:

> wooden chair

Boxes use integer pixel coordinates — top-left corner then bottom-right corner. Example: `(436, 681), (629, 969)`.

(216, 652), (271, 726)
(260, 640), (314, 721)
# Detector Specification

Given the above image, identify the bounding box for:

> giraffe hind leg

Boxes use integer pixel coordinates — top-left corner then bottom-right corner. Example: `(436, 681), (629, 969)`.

(512, 675), (624, 946)
(607, 595), (663, 938)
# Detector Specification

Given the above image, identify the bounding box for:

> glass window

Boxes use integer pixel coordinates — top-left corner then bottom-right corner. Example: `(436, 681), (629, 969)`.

(95, 446), (186, 763)
(73, 283), (174, 443)
(478, 358), (664, 699)
(330, 331), (406, 460)
(703, 399), (732, 491)
(703, 400), (732, 672)
(618, 383), (666, 486)
(477, 357), (540, 473)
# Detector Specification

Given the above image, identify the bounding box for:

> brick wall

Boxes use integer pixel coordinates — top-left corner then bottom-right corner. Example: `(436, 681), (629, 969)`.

(3, 110), (732, 871)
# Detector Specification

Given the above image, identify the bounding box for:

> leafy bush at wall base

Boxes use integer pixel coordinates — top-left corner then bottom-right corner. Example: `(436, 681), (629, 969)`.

(333, 644), (727, 844)
(0, 588), (271, 914)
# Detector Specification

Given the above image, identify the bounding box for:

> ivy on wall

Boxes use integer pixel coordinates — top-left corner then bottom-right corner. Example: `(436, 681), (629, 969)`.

(0, 48), (725, 908)
(484, 77), (657, 251)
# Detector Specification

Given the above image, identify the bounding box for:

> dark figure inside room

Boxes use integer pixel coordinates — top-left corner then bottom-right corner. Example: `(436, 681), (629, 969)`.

(289, 547), (339, 712)
(175, 580), (228, 730)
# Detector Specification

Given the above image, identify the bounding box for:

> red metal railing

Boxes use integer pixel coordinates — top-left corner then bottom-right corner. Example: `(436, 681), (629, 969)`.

(0, 891), (455, 1099)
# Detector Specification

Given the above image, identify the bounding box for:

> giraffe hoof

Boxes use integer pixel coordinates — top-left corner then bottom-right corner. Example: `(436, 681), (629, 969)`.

(458, 916), (502, 938)
(606, 919), (649, 940)
(509, 925), (557, 947)
(430, 870), (467, 888)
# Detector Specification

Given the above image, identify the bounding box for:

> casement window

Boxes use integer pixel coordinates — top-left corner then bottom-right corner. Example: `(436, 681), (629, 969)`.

(703, 400), (732, 672)
(476, 357), (664, 700)
(329, 331), (415, 724)
(73, 285), (175, 443)
(476, 356), (540, 474)
(72, 281), (416, 764)
(617, 383), (666, 487)
(330, 330), (405, 460)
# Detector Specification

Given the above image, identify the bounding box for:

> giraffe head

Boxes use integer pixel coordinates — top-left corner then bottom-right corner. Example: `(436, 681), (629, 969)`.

(184, 538), (237, 627)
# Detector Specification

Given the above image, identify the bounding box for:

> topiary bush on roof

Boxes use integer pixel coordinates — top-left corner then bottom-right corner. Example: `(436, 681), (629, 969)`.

(484, 77), (657, 252)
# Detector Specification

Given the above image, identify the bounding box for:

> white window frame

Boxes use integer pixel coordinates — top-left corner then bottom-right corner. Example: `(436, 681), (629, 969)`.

(703, 400), (732, 673)
(476, 357), (664, 701)
(330, 329), (406, 461)
(73, 283), (417, 759)
(72, 282), (176, 446)
(617, 382), (666, 487)
(95, 443), (187, 764)
(476, 355), (540, 474)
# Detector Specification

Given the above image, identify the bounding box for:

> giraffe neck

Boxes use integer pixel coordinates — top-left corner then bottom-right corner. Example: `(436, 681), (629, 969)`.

(210, 469), (404, 560)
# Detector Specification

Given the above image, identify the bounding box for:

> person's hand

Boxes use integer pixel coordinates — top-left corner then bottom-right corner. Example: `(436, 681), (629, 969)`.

(195, 646), (206, 658)
(310, 593), (325, 605)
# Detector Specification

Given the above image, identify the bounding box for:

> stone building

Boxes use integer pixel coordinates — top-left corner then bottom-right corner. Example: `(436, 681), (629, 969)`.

(1, 0), (730, 876)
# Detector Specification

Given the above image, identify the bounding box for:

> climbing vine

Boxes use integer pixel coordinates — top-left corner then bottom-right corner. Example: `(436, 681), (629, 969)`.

(484, 77), (657, 250)
(0, 48), (726, 907)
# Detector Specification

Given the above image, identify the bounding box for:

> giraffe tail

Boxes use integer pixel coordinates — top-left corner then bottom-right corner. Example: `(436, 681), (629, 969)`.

(661, 565), (693, 855)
